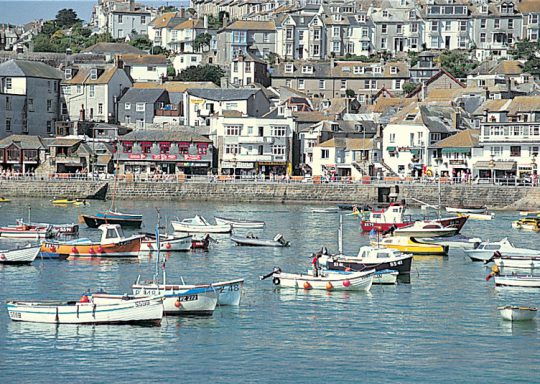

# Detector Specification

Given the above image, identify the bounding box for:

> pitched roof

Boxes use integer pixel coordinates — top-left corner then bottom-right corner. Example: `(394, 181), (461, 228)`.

(223, 20), (275, 31)
(119, 131), (212, 143)
(318, 137), (374, 150)
(508, 96), (540, 115)
(472, 99), (511, 115)
(63, 67), (120, 85)
(119, 88), (167, 103)
(81, 43), (144, 55)
(432, 129), (479, 148)
(173, 18), (205, 30)
(187, 88), (260, 101)
(150, 12), (183, 28)
(0, 59), (62, 79)
(518, 0), (540, 13)
(370, 97), (415, 113)
(47, 138), (83, 147)
(133, 81), (217, 92)
(0, 135), (44, 149)
(121, 54), (168, 66)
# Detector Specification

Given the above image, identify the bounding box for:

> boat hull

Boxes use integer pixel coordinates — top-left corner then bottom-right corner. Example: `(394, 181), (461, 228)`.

(325, 255), (412, 276)
(498, 306), (538, 321)
(231, 236), (289, 247)
(171, 222), (232, 233)
(6, 297), (163, 325)
(372, 238), (448, 256)
(0, 246), (40, 264)
(446, 206), (486, 214)
(40, 237), (142, 259)
(271, 270), (373, 291)
(360, 221), (412, 232)
(141, 236), (192, 252)
(131, 285), (217, 315)
(81, 215), (143, 229)
(495, 275), (540, 288)
(393, 228), (458, 238)
(423, 235), (481, 250)
(214, 217), (265, 229)
(494, 256), (540, 269)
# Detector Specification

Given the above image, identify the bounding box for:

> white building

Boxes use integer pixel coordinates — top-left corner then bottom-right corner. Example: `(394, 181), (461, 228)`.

(121, 54), (168, 82)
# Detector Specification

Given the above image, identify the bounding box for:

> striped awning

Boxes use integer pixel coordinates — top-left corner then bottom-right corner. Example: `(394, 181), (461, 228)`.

(474, 161), (516, 171)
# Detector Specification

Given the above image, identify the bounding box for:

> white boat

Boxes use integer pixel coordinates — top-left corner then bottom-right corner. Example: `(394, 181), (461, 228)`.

(171, 215), (232, 233)
(0, 244), (41, 264)
(261, 267), (374, 291)
(493, 254), (540, 269)
(309, 268), (398, 285)
(457, 212), (494, 221)
(133, 278), (244, 307)
(445, 205), (487, 214)
(231, 233), (289, 247)
(214, 216), (265, 229)
(494, 275), (540, 288)
(393, 221), (458, 238)
(519, 211), (540, 216)
(498, 305), (538, 321)
(464, 238), (539, 262)
(311, 207), (339, 214)
(141, 233), (192, 252)
(422, 235), (482, 249)
(6, 296), (163, 325)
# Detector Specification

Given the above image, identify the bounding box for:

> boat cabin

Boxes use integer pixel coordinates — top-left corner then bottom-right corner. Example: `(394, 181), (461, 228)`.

(98, 224), (126, 244)
(369, 203), (408, 224)
(357, 246), (403, 260)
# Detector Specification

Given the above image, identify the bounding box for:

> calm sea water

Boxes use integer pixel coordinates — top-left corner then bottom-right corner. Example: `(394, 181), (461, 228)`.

(0, 198), (539, 383)
(0, 1), (186, 25)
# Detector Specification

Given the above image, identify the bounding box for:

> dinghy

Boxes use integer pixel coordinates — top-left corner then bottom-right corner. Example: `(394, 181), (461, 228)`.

(0, 245), (41, 264)
(512, 218), (540, 232)
(231, 233), (289, 247)
(493, 275), (540, 288)
(445, 205), (487, 214)
(307, 268), (398, 285)
(214, 216), (265, 229)
(464, 238), (538, 262)
(261, 267), (374, 291)
(0, 223), (53, 239)
(171, 215), (232, 233)
(498, 306), (538, 321)
(492, 253), (540, 269)
(141, 233), (192, 252)
(457, 212), (494, 221)
(311, 207), (339, 214)
(80, 211), (143, 229)
(6, 296), (163, 325)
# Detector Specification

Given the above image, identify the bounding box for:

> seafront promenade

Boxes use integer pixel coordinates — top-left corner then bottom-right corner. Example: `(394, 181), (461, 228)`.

(0, 175), (538, 209)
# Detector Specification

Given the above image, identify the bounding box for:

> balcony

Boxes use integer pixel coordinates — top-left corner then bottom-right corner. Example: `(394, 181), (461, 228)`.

(156, 108), (181, 117)
(231, 154), (274, 162)
(238, 136), (267, 144)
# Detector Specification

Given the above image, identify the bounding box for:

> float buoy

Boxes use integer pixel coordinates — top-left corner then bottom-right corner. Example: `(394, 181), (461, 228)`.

(165, 243), (171, 249)
(89, 248), (95, 254)
(71, 247), (77, 253)
(345, 267), (352, 272)
(50, 246), (57, 253)
(97, 246), (104, 253)
(272, 277), (280, 285)
(326, 282), (334, 291)
(174, 300), (182, 308)
(342, 279), (351, 287)
(303, 281), (312, 290)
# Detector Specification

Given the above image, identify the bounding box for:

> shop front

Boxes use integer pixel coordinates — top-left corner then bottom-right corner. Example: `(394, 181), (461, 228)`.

(257, 161), (287, 177)
(221, 161), (256, 176)
(474, 160), (517, 181)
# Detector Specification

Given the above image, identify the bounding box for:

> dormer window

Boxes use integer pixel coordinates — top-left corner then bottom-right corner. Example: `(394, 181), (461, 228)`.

(302, 65), (313, 74)
(405, 114), (416, 121)
(481, 4), (488, 13)
(357, 14), (366, 22)
(64, 68), (72, 80)
(333, 14), (340, 22)
(390, 66), (398, 74)
(373, 66), (382, 74)
(353, 66), (364, 74)
(331, 123), (339, 132)
(285, 63), (294, 73)
(409, 9), (416, 19)
(382, 10), (389, 17)
(90, 69), (98, 80)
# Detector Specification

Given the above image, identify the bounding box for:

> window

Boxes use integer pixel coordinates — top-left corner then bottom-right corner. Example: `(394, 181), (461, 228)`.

(197, 144), (208, 155)
(98, 103), (103, 115)
(65, 68), (72, 80)
(286, 44), (293, 55)
(245, 62), (251, 72)
(510, 146), (521, 157)
(319, 80), (325, 89)
(5, 78), (12, 90)
(5, 96), (11, 111)
(312, 44), (320, 56)
(225, 125), (241, 136)
(77, 85), (82, 94)
(63, 86), (71, 96)
(390, 66), (398, 74)
(396, 24), (402, 34)
(410, 38), (418, 49)
(313, 29), (320, 40)
(141, 142), (152, 154)
(271, 126), (287, 137)
(298, 31), (304, 40)
(333, 41), (340, 52)
(389, 133), (396, 143)
(321, 149), (329, 159)
(302, 65), (313, 74)
(47, 99), (52, 112)
(405, 114), (416, 121)
(460, 21), (467, 32)
(89, 85), (95, 98)
(285, 79), (291, 87)
(480, 19), (486, 29)
(125, 103), (131, 110)
(225, 144), (240, 154)
(298, 79), (305, 89)
(480, 33), (486, 43)
(147, 66), (156, 72)
(353, 66), (363, 74)
(490, 146), (503, 157)
(333, 27), (340, 36)
(136, 103), (145, 112)
(263, 32), (269, 43)
(381, 37), (387, 49)
(508, 19), (514, 29)
(90, 69), (97, 80)
(225, 102), (238, 110)
(382, 10), (388, 17)
(46, 120), (52, 133)
(122, 142), (133, 153)
(286, 28), (293, 39)
(285, 63), (294, 73)
(233, 61), (238, 72)
(494, 19), (500, 29)
(340, 80), (347, 90)
(5, 118), (11, 132)
(125, 115), (131, 124)
(272, 145), (286, 156)
(159, 142), (170, 154)
(141, 15), (146, 24)
(364, 80), (376, 89)
(118, 15), (123, 23)
(431, 21), (438, 32)
(381, 24), (387, 34)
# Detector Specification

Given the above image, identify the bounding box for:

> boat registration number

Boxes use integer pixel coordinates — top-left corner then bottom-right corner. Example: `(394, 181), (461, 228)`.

(135, 300), (150, 307)
(9, 311), (21, 319)
(215, 284), (241, 293)
(178, 295), (198, 302)
(388, 261), (403, 267)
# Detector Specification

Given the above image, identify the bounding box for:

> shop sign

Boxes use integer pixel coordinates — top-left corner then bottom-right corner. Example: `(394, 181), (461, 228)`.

(152, 154), (178, 160)
(128, 154), (146, 160)
(184, 154), (201, 160)
(177, 162), (209, 167)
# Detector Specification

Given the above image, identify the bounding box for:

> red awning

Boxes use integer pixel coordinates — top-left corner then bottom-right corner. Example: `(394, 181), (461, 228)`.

(178, 142), (191, 148)
(197, 143), (209, 149)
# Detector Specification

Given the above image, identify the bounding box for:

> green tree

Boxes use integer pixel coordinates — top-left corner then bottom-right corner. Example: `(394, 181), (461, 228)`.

(408, 51), (418, 67)
(438, 50), (478, 79)
(41, 20), (59, 36)
(402, 82), (420, 95)
(55, 9), (81, 29)
(524, 58), (540, 75)
(345, 89), (356, 98)
(160, 5), (178, 13)
(193, 33), (212, 52)
(167, 65), (176, 77)
(176, 64), (225, 85)
(151, 46), (169, 55)
(129, 35), (152, 51)
(510, 39), (540, 60)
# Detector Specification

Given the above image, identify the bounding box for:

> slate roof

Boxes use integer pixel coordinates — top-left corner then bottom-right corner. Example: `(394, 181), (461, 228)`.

(0, 135), (44, 149)
(187, 88), (260, 101)
(121, 54), (168, 66)
(0, 59), (62, 79)
(222, 20), (275, 31)
(420, 105), (457, 134)
(119, 131), (212, 143)
(133, 81), (217, 92)
(81, 43), (144, 55)
(318, 137), (375, 150)
(432, 129), (480, 148)
(63, 67), (120, 85)
(119, 88), (167, 104)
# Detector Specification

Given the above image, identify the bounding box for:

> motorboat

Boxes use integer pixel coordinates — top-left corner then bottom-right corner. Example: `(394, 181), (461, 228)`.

(493, 275), (540, 288)
(519, 211), (540, 217)
(0, 197), (11, 203)
(360, 203), (414, 232)
(260, 267), (374, 291)
(39, 224), (142, 260)
(321, 246), (413, 276)
(191, 234), (211, 250)
(6, 296), (163, 325)
(214, 216), (265, 229)
(457, 212), (494, 221)
(0, 244), (41, 264)
(171, 215), (232, 233)
(464, 238), (539, 262)
(308, 268), (398, 285)
(16, 220), (79, 237)
(422, 235), (482, 249)
(80, 211), (143, 229)
(231, 233), (289, 247)
(0, 223), (53, 239)
(445, 205), (487, 214)
(133, 277), (244, 307)
(492, 254), (540, 269)
(371, 236), (448, 256)
(141, 233), (192, 252)
(498, 306), (538, 321)
(512, 218), (540, 232)
(393, 221), (458, 238)
(52, 198), (87, 206)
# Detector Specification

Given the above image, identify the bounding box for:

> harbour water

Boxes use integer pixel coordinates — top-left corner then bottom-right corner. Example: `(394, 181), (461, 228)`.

(0, 198), (539, 383)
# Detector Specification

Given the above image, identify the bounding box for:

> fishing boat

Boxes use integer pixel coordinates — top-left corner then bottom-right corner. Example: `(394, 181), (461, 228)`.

(80, 211), (143, 229)
(492, 253), (540, 269)
(464, 238), (539, 262)
(512, 218), (540, 232)
(372, 236), (448, 256)
(39, 224), (142, 260)
(0, 244), (41, 264)
(308, 268), (398, 285)
(321, 246), (413, 276)
(493, 275), (540, 288)
(52, 198), (87, 206)
(6, 296), (163, 325)
(133, 277), (244, 307)
(0, 223), (53, 239)
(498, 306), (538, 321)
(171, 215), (232, 233)
(260, 267), (374, 291)
(445, 205), (487, 214)
(360, 202), (414, 232)
(191, 234), (211, 250)
(231, 233), (289, 247)
(421, 235), (482, 249)
(457, 212), (494, 221)
(141, 233), (192, 252)
(393, 221), (458, 238)
(16, 220), (79, 237)
(214, 216), (265, 229)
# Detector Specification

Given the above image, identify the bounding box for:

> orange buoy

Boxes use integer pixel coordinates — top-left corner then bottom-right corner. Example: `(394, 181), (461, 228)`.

(326, 282), (334, 291)
(174, 300), (182, 308)
(79, 295), (90, 303)
(147, 243), (153, 249)
(50, 246), (57, 253)
(303, 281), (312, 290)
(342, 279), (351, 287)
(165, 243), (171, 249)
(89, 248), (95, 254)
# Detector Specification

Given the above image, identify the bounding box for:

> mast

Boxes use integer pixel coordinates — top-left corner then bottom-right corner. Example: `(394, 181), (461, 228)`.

(338, 214), (343, 255)
(110, 159), (119, 212)
(154, 209), (161, 283)
(437, 174), (441, 220)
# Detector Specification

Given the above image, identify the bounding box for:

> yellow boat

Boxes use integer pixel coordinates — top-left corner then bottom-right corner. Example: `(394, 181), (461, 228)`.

(457, 212), (494, 221)
(0, 197), (11, 203)
(52, 198), (86, 206)
(371, 236), (449, 256)
(512, 218), (540, 232)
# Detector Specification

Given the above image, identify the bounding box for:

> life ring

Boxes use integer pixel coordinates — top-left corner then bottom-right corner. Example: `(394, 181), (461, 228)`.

(272, 277), (280, 285)
(426, 169), (433, 177)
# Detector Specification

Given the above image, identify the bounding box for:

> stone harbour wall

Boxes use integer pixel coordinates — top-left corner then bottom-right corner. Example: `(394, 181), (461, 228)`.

(0, 180), (538, 210)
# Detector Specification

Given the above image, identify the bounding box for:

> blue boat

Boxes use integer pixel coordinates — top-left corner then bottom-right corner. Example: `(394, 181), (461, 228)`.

(80, 211), (143, 229)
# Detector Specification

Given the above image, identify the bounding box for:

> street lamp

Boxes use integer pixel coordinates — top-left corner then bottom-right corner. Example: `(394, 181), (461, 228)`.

(489, 155), (495, 185)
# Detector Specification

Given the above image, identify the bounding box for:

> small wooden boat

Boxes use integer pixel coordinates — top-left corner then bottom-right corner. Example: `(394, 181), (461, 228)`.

(0, 245), (41, 264)
(141, 233), (192, 252)
(464, 238), (538, 262)
(231, 233), (289, 247)
(445, 205), (487, 214)
(393, 221), (458, 238)
(372, 236), (448, 256)
(171, 215), (232, 233)
(40, 224), (142, 260)
(0, 223), (53, 239)
(6, 296), (163, 325)
(512, 218), (540, 232)
(493, 275), (540, 288)
(422, 235), (482, 249)
(0, 197), (11, 203)
(214, 216), (265, 229)
(309, 268), (398, 285)
(498, 305), (538, 321)
(133, 277), (244, 307)
(53, 198), (87, 206)
(457, 212), (494, 221)
(80, 211), (143, 229)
